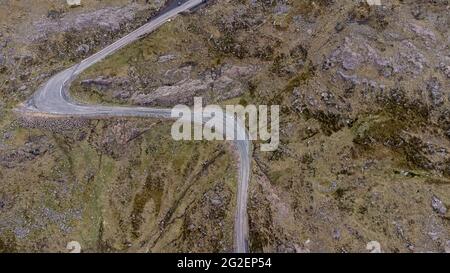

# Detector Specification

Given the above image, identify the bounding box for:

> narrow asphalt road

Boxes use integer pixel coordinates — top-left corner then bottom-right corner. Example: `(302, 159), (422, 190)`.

(19, 0), (250, 253)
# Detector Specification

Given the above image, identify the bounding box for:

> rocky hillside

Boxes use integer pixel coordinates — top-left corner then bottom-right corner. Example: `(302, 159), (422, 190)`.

(71, 0), (450, 253)
(1, 0), (449, 253)
(1, 0), (236, 253)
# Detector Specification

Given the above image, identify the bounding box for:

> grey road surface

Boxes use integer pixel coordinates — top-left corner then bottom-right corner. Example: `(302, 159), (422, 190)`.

(19, 0), (250, 253)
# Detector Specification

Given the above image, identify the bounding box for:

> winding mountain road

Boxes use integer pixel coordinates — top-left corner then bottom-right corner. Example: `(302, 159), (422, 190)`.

(19, 0), (250, 253)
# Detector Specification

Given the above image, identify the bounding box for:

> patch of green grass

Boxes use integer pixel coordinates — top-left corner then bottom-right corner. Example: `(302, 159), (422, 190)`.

(352, 114), (403, 145)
